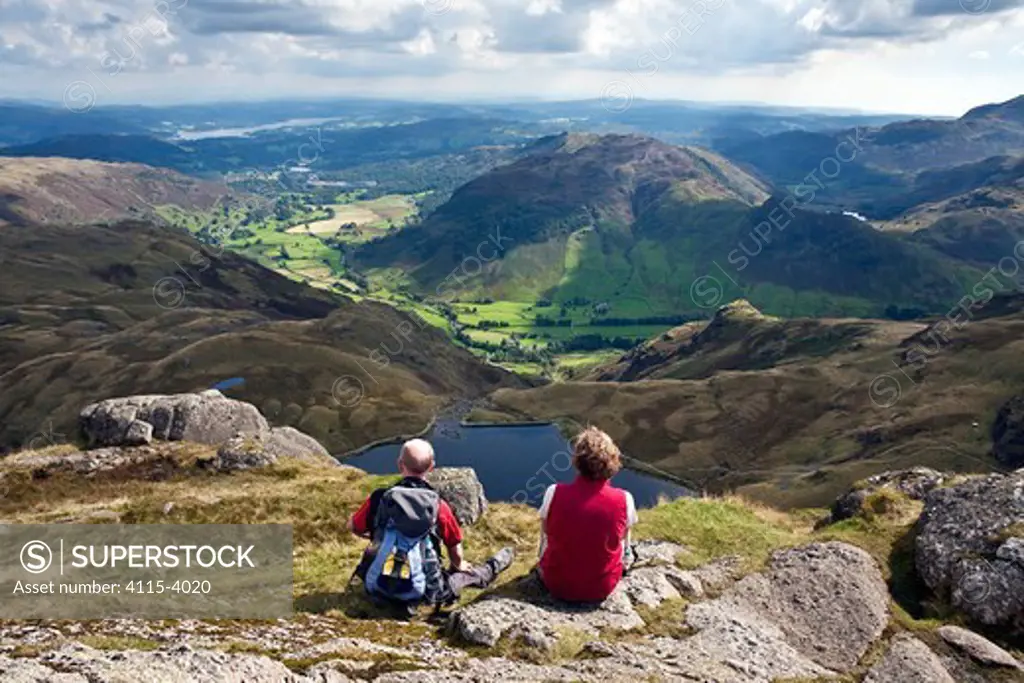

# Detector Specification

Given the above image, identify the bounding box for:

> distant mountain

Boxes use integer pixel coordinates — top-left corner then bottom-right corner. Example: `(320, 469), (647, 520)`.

(0, 103), (145, 147)
(1, 134), (196, 170)
(714, 94), (1024, 218)
(0, 157), (230, 226)
(0, 118), (534, 175)
(962, 95), (1024, 122)
(356, 133), (974, 317)
(880, 155), (1024, 265)
(355, 133), (770, 308)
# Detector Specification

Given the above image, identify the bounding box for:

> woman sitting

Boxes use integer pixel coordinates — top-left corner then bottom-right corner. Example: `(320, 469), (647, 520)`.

(537, 426), (637, 602)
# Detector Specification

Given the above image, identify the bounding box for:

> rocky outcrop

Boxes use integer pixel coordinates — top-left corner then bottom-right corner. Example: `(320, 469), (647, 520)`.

(915, 470), (1024, 635)
(827, 467), (946, 524)
(3, 538), (1017, 683)
(73, 391), (337, 473)
(993, 394), (1024, 468)
(5, 445), (166, 475)
(80, 390), (269, 448)
(0, 643), (329, 683)
(455, 541), (888, 680)
(425, 468), (487, 525)
(453, 542), (693, 649)
(687, 542), (889, 674)
(212, 427), (335, 471)
(937, 625), (1023, 670)
(863, 635), (955, 683)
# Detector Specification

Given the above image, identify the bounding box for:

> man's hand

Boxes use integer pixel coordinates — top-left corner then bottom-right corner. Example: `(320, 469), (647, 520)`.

(450, 560), (473, 573)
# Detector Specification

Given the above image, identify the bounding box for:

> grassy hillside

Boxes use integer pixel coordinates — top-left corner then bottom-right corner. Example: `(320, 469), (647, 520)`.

(355, 133), (771, 301)
(0, 157), (230, 227)
(0, 218), (525, 454)
(878, 157), (1024, 266)
(476, 299), (1024, 508)
(356, 134), (976, 320)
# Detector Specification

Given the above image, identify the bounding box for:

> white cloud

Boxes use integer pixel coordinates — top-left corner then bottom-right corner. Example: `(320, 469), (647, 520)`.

(0, 0), (1021, 113)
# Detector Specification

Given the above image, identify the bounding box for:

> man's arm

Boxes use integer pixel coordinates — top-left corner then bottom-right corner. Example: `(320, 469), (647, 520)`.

(437, 502), (468, 571)
(447, 542), (470, 572)
(349, 496), (374, 539)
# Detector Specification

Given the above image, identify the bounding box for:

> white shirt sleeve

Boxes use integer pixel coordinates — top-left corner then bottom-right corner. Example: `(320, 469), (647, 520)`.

(625, 491), (638, 527)
(538, 484), (557, 561)
(538, 484), (557, 521)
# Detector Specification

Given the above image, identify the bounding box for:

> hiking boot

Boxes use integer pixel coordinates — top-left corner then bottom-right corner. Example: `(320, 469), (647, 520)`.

(487, 546), (516, 575)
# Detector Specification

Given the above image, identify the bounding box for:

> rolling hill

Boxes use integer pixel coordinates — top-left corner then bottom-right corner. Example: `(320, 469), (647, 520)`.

(479, 298), (1024, 508)
(878, 155), (1024, 266)
(0, 103), (146, 147)
(0, 157), (231, 226)
(0, 216), (525, 454)
(355, 133), (975, 318)
(715, 94), (1024, 218)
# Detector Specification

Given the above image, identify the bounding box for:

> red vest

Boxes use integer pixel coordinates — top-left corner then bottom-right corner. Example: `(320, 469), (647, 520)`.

(539, 477), (629, 602)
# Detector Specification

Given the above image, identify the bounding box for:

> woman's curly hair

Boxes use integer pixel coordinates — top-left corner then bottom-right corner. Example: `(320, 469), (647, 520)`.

(571, 426), (622, 481)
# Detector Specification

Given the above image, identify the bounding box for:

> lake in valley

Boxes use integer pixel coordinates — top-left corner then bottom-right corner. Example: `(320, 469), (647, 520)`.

(340, 422), (691, 509)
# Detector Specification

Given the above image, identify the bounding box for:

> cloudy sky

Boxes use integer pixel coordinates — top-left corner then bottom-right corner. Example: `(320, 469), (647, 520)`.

(0, 0), (1021, 115)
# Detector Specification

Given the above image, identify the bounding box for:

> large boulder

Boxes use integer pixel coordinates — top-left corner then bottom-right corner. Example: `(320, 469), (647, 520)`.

(80, 390), (269, 448)
(915, 470), (1024, 635)
(827, 467), (946, 524)
(993, 395), (1024, 469)
(425, 468), (487, 526)
(686, 542), (890, 674)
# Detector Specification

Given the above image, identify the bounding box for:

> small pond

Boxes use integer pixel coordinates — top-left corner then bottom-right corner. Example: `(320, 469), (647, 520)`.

(340, 422), (691, 509)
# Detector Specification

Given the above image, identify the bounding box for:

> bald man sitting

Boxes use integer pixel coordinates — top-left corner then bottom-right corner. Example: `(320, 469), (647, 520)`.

(348, 439), (514, 607)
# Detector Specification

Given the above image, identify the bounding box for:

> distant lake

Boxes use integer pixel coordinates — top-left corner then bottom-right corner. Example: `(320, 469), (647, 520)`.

(340, 422), (691, 509)
(174, 117), (343, 141)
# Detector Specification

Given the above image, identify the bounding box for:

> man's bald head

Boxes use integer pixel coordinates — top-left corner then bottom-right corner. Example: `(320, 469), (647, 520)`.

(398, 438), (435, 476)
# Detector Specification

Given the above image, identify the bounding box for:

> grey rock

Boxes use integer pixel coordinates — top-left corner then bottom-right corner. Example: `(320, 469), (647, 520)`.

(265, 427), (331, 460)
(632, 539), (689, 564)
(454, 582), (645, 649)
(8, 446), (160, 476)
(993, 394), (1024, 469)
(451, 539), (887, 681)
(622, 565), (703, 605)
(689, 554), (743, 594)
(997, 536), (1024, 566)
(688, 542), (889, 673)
(828, 467), (945, 524)
(212, 428), (335, 472)
(425, 467), (487, 525)
(213, 435), (278, 471)
(937, 625), (1024, 670)
(915, 470), (1024, 635)
(864, 635), (955, 683)
(11, 643), (310, 682)
(0, 655), (88, 682)
(453, 545), (690, 648)
(123, 419), (154, 446)
(80, 390), (269, 448)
